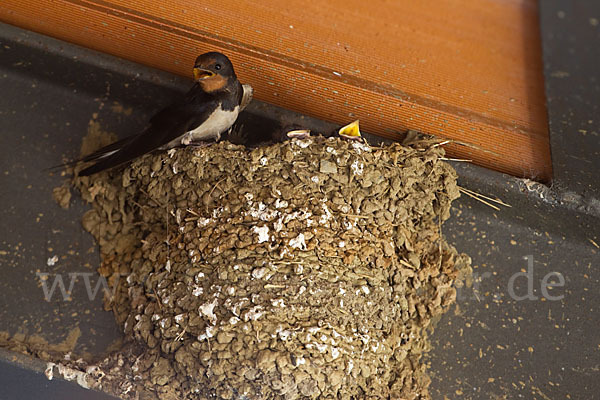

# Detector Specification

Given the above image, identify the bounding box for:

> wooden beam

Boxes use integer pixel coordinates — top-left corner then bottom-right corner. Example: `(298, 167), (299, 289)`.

(1, 0), (551, 180)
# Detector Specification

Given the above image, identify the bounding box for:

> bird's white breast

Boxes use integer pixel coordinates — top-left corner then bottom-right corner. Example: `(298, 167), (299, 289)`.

(185, 105), (239, 143)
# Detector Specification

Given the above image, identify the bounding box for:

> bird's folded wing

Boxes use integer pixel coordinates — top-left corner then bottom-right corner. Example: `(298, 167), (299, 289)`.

(79, 91), (213, 176)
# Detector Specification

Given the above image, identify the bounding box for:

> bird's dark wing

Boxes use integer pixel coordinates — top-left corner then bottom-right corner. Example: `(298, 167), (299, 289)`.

(79, 136), (137, 163)
(79, 86), (217, 176)
(46, 135), (137, 172)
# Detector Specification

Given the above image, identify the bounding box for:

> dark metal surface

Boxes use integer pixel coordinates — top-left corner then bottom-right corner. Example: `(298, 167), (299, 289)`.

(429, 162), (600, 399)
(539, 0), (600, 201)
(0, 26), (132, 358)
(0, 22), (598, 399)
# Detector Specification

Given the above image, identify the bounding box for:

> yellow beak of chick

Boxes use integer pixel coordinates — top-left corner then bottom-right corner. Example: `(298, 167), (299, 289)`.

(338, 120), (362, 140)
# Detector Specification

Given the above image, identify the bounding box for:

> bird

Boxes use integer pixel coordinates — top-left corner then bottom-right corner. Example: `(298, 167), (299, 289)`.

(74, 52), (252, 176)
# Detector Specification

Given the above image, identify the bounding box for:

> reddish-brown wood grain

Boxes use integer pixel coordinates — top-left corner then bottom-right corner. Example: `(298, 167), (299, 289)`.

(1, 0), (551, 180)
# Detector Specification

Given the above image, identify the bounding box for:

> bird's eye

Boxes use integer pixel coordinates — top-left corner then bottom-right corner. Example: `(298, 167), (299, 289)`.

(215, 64), (221, 70)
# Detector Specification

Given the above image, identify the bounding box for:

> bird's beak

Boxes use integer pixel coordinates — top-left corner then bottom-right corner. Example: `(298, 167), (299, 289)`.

(286, 129), (311, 139)
(338, 120), (362, 140)
(193, 67), (215, 81)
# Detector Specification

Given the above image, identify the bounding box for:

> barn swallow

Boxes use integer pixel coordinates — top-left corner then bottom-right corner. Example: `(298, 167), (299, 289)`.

(76, 52), (252, 176)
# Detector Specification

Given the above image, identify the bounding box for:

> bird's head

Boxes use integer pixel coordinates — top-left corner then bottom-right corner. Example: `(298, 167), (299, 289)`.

(193, 52), (237, 93)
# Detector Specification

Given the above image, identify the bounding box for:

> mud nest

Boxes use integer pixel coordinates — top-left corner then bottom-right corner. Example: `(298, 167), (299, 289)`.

(73, 133), (471, 399)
